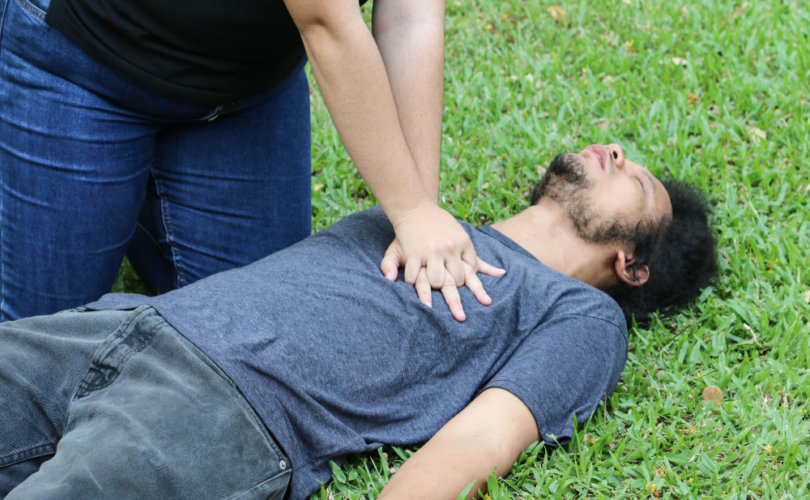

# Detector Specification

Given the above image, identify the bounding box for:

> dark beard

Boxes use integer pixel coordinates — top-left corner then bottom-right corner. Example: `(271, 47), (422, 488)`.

(530, 153), (588, 205)
(531, 152), (637, 245)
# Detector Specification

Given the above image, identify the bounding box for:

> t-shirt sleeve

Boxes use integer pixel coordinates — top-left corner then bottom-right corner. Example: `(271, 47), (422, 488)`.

(483, 314), (628, 446)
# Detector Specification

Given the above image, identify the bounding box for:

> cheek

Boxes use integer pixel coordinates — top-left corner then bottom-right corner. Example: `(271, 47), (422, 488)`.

(592, 184), (644, 217)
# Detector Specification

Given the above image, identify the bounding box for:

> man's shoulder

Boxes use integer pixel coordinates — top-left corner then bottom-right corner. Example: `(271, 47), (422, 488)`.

(535, 275), (627, 337)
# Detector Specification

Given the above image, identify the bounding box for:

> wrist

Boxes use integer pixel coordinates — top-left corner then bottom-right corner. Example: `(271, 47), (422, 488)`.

(383, 194), (437, 229)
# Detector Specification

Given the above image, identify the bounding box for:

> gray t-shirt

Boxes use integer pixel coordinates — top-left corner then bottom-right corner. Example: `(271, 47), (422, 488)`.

(89, 207), (627, 499)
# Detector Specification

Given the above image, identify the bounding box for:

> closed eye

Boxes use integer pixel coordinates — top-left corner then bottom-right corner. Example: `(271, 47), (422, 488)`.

(635, 176), (645, 193)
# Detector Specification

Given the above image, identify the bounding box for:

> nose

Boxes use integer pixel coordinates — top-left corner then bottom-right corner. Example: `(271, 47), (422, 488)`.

(606, 144), (625, 170)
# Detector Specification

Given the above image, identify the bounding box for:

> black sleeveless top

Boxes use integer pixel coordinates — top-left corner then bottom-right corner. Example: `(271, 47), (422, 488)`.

(46, 0), (308, 106)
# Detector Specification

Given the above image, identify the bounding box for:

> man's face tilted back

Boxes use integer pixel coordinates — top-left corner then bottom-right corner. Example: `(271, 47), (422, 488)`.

(534, 143), (673, 244)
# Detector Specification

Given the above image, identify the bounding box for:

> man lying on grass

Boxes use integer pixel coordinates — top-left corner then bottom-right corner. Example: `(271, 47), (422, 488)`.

(0, 144), (716, 499)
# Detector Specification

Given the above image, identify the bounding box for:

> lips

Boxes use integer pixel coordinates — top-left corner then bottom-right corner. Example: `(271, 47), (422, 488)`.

(586, 144), (609, 171)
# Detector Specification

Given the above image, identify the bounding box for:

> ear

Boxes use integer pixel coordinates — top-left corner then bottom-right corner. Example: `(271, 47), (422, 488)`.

(614, 249), (650, 287)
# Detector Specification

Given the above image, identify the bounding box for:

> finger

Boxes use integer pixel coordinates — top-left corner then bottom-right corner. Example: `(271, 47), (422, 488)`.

(380, 240), (404, 281)
(463, 266), (492, 306)
(426, 256), (445, 288)
(415, 268), (432, 307)
(444, 255), (466, 287)
(440, 278), (466, 322)
(380, 253), (402, 282)
(476, 257), (506, 277)
(403, 258), (422, 284)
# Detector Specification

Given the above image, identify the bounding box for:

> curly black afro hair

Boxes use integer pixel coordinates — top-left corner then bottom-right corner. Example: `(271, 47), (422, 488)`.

(605, 179), (718, 326)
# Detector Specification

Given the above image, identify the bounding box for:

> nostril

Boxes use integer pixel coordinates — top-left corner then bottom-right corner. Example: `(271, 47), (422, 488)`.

(612, 151), (618, 159)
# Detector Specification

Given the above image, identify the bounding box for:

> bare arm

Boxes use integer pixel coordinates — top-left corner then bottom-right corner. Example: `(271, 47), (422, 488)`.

(372, 0), (444, 199)
(378, 388), (540, 499)
(284, 0), (433, 216)
(284, 0), (503, 319)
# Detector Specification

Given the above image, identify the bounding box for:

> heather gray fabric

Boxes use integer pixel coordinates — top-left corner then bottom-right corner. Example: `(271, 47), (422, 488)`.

(88, 206), (627, 499)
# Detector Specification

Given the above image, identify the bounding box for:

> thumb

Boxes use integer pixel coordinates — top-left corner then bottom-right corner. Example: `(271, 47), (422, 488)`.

(380, 242), (404, 281)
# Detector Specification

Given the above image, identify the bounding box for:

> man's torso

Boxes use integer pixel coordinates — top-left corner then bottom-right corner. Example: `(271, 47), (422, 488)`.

(88, 207), (628, 498)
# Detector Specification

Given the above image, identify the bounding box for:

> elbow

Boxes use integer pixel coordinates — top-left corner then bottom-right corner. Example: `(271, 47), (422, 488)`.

(284, 0), (363, 36)
(288, 11), (332, 43)
(372, 0), (445, 38)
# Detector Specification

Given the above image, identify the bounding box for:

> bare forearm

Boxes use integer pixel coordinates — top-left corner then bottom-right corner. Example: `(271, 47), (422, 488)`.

(373, 0), (445, 200)
(378, 439), (507, 499)
(289, 1), (432, 222)
(286, 0), (496, 307)
(378, 389), (539, 500)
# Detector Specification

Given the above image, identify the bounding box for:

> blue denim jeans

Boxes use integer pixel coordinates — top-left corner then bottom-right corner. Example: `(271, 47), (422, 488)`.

(0, 0), (312, 321)
(0, 306), (291, 499)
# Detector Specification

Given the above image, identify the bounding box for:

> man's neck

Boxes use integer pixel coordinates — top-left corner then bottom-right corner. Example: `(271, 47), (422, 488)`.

(490, 202), (617, 289)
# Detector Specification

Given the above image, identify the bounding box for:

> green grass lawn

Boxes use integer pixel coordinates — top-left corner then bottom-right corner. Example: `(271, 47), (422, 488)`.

(119, 0), (810, 497)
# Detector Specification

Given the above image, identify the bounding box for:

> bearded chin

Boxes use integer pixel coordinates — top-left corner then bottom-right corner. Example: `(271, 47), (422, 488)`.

(547, 152), (587, 184)
(533, 152), (590, 204)
(533, 153), (637, 245)
(535, 153), (607, 242)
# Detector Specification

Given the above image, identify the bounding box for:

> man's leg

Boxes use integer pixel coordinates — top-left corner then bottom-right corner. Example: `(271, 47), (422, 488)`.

(5, 307), (291, 499)
(0, 308), (134, 494)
